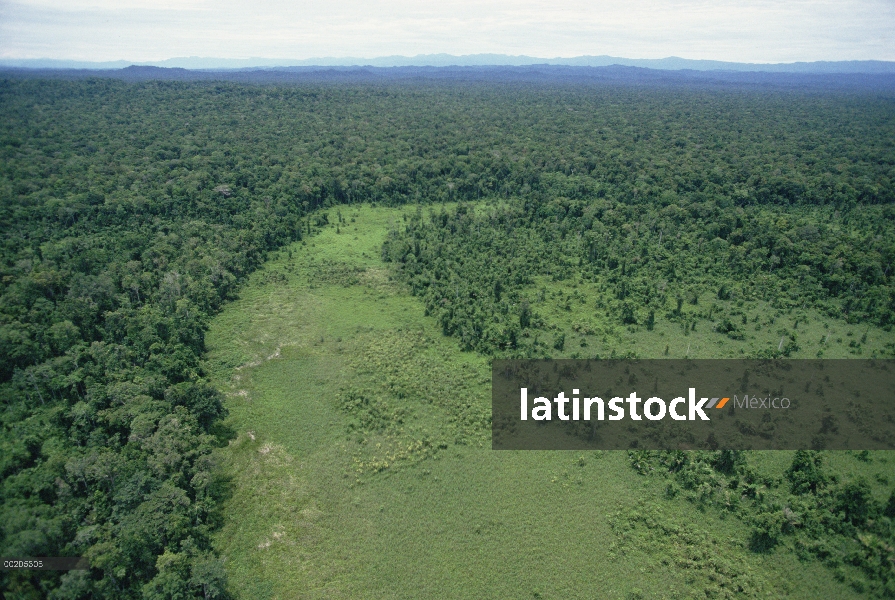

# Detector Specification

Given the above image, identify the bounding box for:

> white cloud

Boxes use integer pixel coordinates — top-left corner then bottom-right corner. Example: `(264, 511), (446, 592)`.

(1, 0), (893, 62)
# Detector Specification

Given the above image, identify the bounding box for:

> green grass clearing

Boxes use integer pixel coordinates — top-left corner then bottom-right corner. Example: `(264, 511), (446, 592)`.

(205, 204), (882, 599)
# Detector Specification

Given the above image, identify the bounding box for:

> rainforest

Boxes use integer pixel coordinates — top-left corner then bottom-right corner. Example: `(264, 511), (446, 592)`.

(1, 69), (894, 598)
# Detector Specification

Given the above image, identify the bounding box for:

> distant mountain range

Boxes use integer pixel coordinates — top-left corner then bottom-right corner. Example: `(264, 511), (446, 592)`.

(3, 54), (895, 73)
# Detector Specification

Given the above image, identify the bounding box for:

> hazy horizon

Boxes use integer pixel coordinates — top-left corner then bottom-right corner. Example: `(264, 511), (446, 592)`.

(2, 1), (893, 64)
(5, 53), (895, 68)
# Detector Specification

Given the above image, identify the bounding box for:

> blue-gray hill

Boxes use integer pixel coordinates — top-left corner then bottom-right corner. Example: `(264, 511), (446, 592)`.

(2, 54), (894, 73)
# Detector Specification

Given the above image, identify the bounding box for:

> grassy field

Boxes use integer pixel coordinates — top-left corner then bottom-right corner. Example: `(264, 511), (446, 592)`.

(203, 204), (892, 599)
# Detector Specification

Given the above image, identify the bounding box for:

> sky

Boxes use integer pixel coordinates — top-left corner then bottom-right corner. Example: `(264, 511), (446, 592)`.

(1, 0), (893, 63)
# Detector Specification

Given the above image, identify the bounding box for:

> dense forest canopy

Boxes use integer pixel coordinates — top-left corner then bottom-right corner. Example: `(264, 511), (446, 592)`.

(381, 198), (894, 357)
(0, 75), (894, 597)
